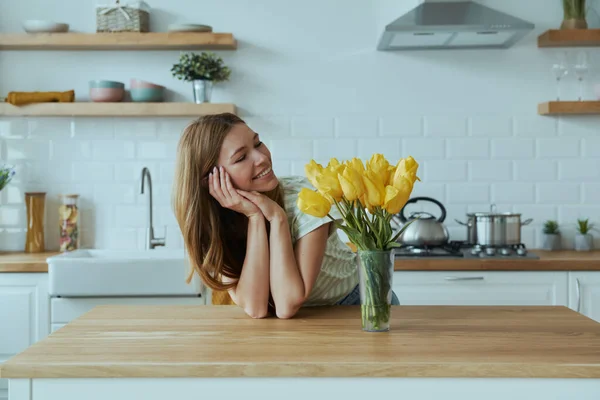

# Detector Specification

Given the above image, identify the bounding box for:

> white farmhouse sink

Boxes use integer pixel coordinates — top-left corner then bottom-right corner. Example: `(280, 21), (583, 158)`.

(47, 249), (202, 297)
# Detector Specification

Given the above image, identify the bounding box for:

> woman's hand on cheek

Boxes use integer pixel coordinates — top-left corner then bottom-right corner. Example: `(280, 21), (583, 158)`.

(237, 190), (286, 223)
(208, 167), (262, 219)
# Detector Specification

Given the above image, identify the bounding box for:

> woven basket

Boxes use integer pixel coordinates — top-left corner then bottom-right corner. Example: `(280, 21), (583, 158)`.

(96, 0), (150, 32)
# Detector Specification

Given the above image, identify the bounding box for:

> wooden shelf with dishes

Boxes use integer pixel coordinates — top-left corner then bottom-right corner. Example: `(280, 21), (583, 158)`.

(538, 29), (600, 48)
(0, 32), (237, 50)
(538, 101), (600, 115)
(0, 102), (237, 117)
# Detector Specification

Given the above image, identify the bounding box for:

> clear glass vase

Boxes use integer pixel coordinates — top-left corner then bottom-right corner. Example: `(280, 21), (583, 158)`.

(357, 250), (394, 332)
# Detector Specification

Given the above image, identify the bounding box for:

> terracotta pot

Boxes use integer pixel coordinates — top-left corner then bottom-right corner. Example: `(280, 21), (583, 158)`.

(561, 18), (588, 29)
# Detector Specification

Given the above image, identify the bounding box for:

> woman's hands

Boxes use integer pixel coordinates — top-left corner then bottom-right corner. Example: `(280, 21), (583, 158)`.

(208, 167), (261, 219)
(238, 190), (286, 223)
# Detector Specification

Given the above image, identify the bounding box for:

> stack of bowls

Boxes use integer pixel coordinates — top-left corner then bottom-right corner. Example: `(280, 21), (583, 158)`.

(130, 79), (165, 102)
(89, 80), (125, 102)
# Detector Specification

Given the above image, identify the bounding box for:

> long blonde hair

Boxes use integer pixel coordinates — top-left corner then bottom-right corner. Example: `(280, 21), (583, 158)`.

(172, 113), (284, 291)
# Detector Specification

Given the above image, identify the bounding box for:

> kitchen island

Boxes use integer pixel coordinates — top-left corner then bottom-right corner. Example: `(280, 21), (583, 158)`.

(1, 305), (599, 400)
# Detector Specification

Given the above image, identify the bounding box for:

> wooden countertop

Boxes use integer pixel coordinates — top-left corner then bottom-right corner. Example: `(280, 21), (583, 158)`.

(393, 250), (600, 271)
(2, 305), (600, 379)
(0, 251), (58, 272)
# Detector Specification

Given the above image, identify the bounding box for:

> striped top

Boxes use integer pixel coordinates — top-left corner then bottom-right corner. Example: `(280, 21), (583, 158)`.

(281, 176), (359, 306)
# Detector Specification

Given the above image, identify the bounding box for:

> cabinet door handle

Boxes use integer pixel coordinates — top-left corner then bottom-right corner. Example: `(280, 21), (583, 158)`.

(576, 278), (581, 313)
(445, 276), (485, 281)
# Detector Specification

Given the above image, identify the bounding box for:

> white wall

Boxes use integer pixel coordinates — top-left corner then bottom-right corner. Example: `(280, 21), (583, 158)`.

(1, 0), (599, 251)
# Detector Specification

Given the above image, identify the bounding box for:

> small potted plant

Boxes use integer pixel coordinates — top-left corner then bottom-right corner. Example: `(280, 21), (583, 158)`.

(575, 218), (594, 251)
(542, 220), (561, 251)
(171, 52), (231, 104)
(561, 0), (588, 29)
(0, 164), (15, 193)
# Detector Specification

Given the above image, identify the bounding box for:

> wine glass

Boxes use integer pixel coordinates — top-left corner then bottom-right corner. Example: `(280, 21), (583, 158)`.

(574, 51), (590, 101)
(552, 51), (569, 101)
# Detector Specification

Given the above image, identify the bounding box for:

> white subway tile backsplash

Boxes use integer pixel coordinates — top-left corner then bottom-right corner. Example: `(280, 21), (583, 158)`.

(582, 137), (600, 158)
(424, 116), (467, 137)
(29, 118), (74, 139)
(243, 116), (290, 137)
(514, 115), (557, 137)
(491, 138), (535, 159)
(114, 162), (158, 183)
(92, 140), (135, 161)
(537, 138), (580, 158)
(136, 140), (178, 160)
(469, 161), (512, 181)
(470, 116), (512, 137)
(93, 184), (136, 205)
(379, 116), (422, 137)
(357, 139), (401, 161)
(313, 139), (356, 160)
(515, 160), (557, 181)
(0, 118), (29, 138)
(559, 117), (600, 137)
(115, 205), (146, 228)
(558, 205), (600, 225)
(114, 119), (159, 139)
(269, 139), (313, 159)
(5, 139), (50, 160)
(272, 160), (292, 176)
(537, 183), (580, 204)
(402, 138), (445, 159)
(291, 117), (334, 138)
(583, 183), (600, 204)
(558, 160), (600, 181)
(410, 183), (445, 203)
(446, 138), (489, 159)
(51, 140), (92, 161)
(491, 183), (535, 204)
(159, 162), (175, 183)
(73, 119), (114, 139)
(107, 229), (139, 250)
(0, 206), (21, 226)
(157, 118), (194, 139)
(513, 205), (558, 226)
(336, 116), (377, 138)
(447, 184), (490, 204)
(72, 162), (114, 182)
(424, 160), (467, 182)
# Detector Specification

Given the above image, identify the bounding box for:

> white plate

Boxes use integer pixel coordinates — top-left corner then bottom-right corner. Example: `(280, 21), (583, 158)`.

(168, 23), (212, 32)
(22, 20), (69, 33)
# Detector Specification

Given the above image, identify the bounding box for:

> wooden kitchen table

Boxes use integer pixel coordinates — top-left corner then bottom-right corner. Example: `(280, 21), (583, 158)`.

(1, 305), (600, 400)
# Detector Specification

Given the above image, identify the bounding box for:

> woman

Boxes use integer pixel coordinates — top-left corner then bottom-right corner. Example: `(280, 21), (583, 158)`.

(172, 113), (400, 319)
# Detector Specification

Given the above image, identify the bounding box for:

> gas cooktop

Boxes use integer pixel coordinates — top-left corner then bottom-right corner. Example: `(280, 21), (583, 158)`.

(394, 241), (540, 260)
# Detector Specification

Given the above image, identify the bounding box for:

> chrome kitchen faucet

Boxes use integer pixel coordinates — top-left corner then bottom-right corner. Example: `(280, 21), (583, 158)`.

(140, 167), (166, 250)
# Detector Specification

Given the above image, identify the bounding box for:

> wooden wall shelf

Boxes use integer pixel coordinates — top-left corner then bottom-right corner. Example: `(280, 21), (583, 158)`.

(538, 101), (600, 115)
(538, 29), (600, 48)
(0, 102), (237, 117)
(0, 32), (237, 50)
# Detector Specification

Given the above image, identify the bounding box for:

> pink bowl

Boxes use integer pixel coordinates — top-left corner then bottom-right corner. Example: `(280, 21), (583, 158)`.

(90, 87), (124, 102)
(130, 79), (164, 89)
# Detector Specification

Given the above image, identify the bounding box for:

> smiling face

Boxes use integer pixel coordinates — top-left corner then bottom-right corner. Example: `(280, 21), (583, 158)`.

(217, 123), (278, 192)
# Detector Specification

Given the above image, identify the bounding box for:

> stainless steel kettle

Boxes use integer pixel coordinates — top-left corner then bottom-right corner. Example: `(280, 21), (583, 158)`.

(392, 197), (449, 246)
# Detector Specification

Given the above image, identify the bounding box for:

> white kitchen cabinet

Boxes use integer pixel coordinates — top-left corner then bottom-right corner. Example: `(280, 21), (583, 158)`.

(568, 272), (600, 322)
(393, 271), (569, 306)
(0, 273), (49, 400)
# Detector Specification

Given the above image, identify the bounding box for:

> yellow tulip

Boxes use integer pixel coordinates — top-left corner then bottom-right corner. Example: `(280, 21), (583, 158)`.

(383, 179), (413, 215)
(366, 154), (391, 186)
(347, 157), (365, 173)
(362, 170), (385, 207)
(315, 168), (343, 203)
(327, 158), (341, 169)
(297, 188), (332, 218)
(338, 166), (365, 201)
(393, 156), (420, 185)
(305, 160), (324, 188)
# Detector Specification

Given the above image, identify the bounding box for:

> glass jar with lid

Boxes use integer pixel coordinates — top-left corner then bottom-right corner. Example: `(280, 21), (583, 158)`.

(59, 194), (80, 252)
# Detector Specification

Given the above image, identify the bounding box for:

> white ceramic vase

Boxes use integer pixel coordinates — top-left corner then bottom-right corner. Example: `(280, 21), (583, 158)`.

(575, 233), (593, 251)
(542, 234), (561, 251)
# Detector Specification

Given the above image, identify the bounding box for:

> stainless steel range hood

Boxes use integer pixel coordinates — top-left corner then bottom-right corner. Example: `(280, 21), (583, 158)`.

(377, 1), (535, 50)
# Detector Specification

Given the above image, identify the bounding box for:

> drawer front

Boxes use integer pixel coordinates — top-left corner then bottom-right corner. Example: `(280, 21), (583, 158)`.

(393, 271), (568, 306)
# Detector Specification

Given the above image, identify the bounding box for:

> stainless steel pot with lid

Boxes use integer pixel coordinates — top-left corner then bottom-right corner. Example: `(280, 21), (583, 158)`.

(392, 197), (449, 246)
(455, 204), (533, 246)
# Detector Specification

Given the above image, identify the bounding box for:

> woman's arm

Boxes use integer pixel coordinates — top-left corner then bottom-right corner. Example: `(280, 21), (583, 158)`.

(225, 215), (271, 319)
(268, 216), (331, 319)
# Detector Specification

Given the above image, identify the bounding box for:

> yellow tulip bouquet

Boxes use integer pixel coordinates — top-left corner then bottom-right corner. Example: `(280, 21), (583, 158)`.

(297, 154), (420, 331)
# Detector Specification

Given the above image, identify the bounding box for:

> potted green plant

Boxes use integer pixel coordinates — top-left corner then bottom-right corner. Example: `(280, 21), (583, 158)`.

(575, 218), (594, 251)
(171, 52), (231, 104)
(0, 164), (15, 193)
(562, 0), (588, 29)
(542, 220), (561, 251)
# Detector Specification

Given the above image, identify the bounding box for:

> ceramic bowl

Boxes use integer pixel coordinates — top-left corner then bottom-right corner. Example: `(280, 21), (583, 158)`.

(89, 80), (125, 89)
(594, 84), (600, 100)
(130, 87), (164, 102)
(130, 79), (165, 90)
(22, 20), (69, 33)
(90, 87), (124, 102)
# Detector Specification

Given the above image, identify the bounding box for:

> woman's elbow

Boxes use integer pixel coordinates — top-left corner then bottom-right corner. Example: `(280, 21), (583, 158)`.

(275, 301), (303, 319)
(244, 306), (268, 319)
